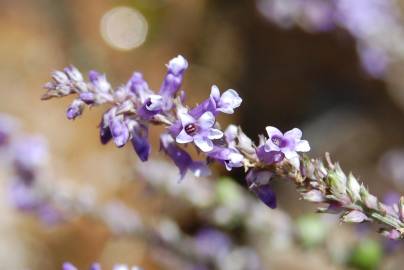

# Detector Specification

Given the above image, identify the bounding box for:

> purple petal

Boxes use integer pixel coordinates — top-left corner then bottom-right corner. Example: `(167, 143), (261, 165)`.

(255, 185), (277, 209)
(90, 263), (102, 270)
(256, 146), (284, 164)
(131, 125), (150, 162)
(62, 263), (78, 270)
(109, 118), (129, 148)
(99, 118), (112, 145)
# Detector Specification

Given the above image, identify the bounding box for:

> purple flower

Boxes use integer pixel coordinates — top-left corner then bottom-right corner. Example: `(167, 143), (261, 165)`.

(256, 145), (284, 164)
(90, 263), (101, 270)
(138, 94), (164, 120)
(66, 99), (85, 120)
(99, 115), (112, 145)
(128, 72), (153, 103)
(130, 123), (151, 162)
(159, 55), (188, 98)
(209, 85), (242, 114)
(79, 91), (95, 104)
(62, 263), (78, 270)
(195, 228), (232, 258)
(246, 169), (276, 208)
(176, 110), (223, 152)
(264, 126), (310, 167)
(208, 146), (244, 171)
(89, 70), (111, 93)
(0, 114), (17, 147)
(64, 66), (83, 82)
(160, 134), (210, 179)
(109, 117), (130, 148)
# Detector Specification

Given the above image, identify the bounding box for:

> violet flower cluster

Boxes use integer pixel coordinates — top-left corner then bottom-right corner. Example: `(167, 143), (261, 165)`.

(42, 56), (404, 239)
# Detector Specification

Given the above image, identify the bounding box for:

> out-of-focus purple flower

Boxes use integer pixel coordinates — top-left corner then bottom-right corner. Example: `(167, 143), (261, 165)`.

(264, 127), (310, 167)
(66, 99), (85, 120)
(246, 169), (276, 208)
(357, 45), (389, 78)
(160, 134), (210, 179)
(209, 85), (242, 114)
(128, 72), (152, 102)
(0, 114), (17, 147)
(88, 70), (111, 93)
(79, 91), (96, 105)
(90, 263), (101, 270)
(208, 146), (244, 171)
(9, 181), (41, 211)
(64, 66), (83, 82)
(195, 228), (232, 258)
(176, 111), (223, 152)
(159, 55), (188, 98)
(382, 229), (401, 240)
(130, 123), (150, 162)
(109, 117), (130, 148)
(62, 263), (78, 270)
(13, 136), (48, 176)
(383, 192), (400, 206)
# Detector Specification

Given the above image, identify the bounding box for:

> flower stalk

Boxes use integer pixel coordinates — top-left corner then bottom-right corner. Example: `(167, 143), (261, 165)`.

(41, 56), (404, 239)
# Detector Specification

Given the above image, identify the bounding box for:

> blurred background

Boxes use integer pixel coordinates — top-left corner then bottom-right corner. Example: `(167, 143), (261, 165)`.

(1, 0), (404, 269)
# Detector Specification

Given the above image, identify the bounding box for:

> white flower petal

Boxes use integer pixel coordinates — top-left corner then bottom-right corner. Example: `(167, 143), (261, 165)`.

(210, 85), (221, 100)
(208, 128), (224, 140)
(194, 136), (213, 152)
(284, 128), (302, 141)
(265, 126), (283, 137)
(264, 139), (281, 152)
(296, 140), (310, 152)
(176, 130), (194, 144)
(288, 156), (300, 169)
(178, 112), (195, 126)
(224, 124), (238, 142)
(219, 89), (242, 111)
(198, 111), (215, 129)
(283, 149), (298, 159)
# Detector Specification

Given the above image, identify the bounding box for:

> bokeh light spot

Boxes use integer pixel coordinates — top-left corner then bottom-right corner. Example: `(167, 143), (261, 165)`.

(100, 6), (148, 51)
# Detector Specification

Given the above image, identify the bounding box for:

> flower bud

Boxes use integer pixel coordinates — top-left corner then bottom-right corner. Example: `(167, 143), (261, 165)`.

(347, 173), (361, 202)
(302, 190), (326, 203)
(66, 99), (84, 120)
(342, 210), (368, 223)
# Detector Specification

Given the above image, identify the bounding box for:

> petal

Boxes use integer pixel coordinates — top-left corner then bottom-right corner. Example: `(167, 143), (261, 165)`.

(284, 128), (302, 141)
(255, 185), (277, 209)
(264, 139), (280, 152)
(176, 130), (194, 144)
(178, 112), (195, 126)
(283, 149), (298, 159)
(265, 126), (283, 138)
(207, 128), (223, 140)
(218, 89), (242, 114)
(194, 136), (213, 152)
(296, 140), (310, 152)
(288, 155), (300, 169)
(198, 111), (215, 129)
(210, 85), (221, 101)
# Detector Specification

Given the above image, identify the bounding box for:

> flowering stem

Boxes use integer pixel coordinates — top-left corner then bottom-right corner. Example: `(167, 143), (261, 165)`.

(41, 56), (404, 240)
